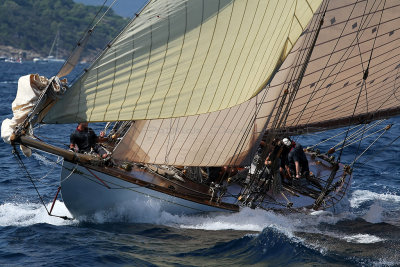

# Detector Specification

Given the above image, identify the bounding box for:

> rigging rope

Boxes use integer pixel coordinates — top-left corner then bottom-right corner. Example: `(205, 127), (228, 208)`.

(350, 124), (391, 166)
(334, 0), (386, 163)
(57, 0), (114, 79)
(335, 125), (388, 151)
(357, 133), (400, 168)
(12, 146), (73, 220)
(309, 123), (371, 149)
(294, 0), (385, 129)
(236, 1), (329, 200)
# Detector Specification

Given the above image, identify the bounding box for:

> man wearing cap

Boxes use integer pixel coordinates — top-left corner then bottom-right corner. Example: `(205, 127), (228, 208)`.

(282, 138), (309, 179)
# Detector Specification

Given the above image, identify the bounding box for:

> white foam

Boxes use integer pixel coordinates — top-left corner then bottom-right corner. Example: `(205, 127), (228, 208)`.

(363, 202), (384, 223)
(32, 153), (60, 167)
(0, 200), (75, 226)
(342, 234), (384, 244)
(350, 190), (400, 208)
(89, 196), (164, 224)
(161, 208), (294, 233)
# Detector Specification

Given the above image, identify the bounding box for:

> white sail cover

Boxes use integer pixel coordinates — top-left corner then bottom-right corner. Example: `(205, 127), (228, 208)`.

(1, 75), (48, 143)
(113, 0), (400, 166)
(43, 0), (321, 123)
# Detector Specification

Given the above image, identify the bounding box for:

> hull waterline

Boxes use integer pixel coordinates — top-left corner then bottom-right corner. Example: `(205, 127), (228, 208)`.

(60, 161), (236, 218)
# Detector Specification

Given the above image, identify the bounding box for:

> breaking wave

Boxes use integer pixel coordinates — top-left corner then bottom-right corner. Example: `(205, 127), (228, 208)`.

(0, 201), (74, 227)
(350, 189), (400, 208)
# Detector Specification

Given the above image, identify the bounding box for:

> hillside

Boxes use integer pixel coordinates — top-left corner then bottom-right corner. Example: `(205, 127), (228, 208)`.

(0, 0), (129, 60)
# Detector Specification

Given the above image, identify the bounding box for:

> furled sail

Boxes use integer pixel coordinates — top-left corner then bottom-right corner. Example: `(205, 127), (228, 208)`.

(43, 0), (321, 123)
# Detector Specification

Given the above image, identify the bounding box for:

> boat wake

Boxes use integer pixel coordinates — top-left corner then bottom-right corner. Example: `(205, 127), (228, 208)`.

(1, 198), (400, 266)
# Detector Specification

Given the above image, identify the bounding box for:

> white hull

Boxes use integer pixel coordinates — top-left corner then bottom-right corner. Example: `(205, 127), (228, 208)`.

(60, 161), (232, 218)
(60, 155), (350, 218)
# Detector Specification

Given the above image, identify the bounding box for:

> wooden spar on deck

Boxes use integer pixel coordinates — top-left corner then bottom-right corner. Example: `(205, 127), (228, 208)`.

(13, 135), (99, 164)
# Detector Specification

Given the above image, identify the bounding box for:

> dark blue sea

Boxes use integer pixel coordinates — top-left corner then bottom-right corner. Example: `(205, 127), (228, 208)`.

(1, 62), (400, 266)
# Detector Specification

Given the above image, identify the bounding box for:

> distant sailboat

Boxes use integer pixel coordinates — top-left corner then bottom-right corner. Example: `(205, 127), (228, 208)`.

(33, 31), (65, 63)
(3, 0), (400, 219)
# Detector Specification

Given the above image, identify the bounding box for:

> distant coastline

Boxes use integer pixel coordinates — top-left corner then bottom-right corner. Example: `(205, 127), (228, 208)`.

(0, 45), (40, 61)
(0, 0), (128, 63)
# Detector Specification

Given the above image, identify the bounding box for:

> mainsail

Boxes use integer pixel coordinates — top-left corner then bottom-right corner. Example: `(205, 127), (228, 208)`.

(43, 0), (321, 123)
(270, 0), (400, 134)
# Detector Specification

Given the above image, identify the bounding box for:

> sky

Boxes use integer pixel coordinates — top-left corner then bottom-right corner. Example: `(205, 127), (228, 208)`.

(73, 0), (148, 18)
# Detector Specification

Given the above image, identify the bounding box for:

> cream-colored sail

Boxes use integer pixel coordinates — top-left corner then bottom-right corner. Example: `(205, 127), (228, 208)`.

(113, 0), (400, 166)
(43, 0), (321, 123)
(113, 33), (307, 166)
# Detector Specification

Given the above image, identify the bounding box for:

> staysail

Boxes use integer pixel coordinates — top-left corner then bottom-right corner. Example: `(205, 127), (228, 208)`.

(43, 0), (321, 123)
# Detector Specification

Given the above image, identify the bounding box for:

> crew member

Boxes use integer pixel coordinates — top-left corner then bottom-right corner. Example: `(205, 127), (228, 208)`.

(70, 122), (108, 158)
(283, 137), (309, 179)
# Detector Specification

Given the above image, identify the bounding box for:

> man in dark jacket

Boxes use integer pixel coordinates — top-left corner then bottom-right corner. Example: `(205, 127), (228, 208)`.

(283, 138), (309, 179)
(70, 122), (108, 158)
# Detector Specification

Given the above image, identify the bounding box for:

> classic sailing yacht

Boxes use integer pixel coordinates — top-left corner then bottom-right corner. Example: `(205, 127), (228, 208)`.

(2, 0), (400, 219)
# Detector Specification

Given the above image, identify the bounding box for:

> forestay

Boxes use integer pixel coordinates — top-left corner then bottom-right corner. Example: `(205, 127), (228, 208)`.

(43, 0), (321, 123)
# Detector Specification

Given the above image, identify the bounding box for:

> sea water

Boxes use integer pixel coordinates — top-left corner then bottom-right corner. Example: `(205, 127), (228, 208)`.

(1, 62), (400, 266)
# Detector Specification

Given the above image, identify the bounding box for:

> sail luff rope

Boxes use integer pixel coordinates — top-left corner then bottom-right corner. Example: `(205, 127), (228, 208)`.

(267, 1), (327, 135)
(91, 0), (119, 31)
(237, 1), (329, 198)
(62, 0), (150, 105)
(275, 1), (328, 132)
(56, 0), (113, 78)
